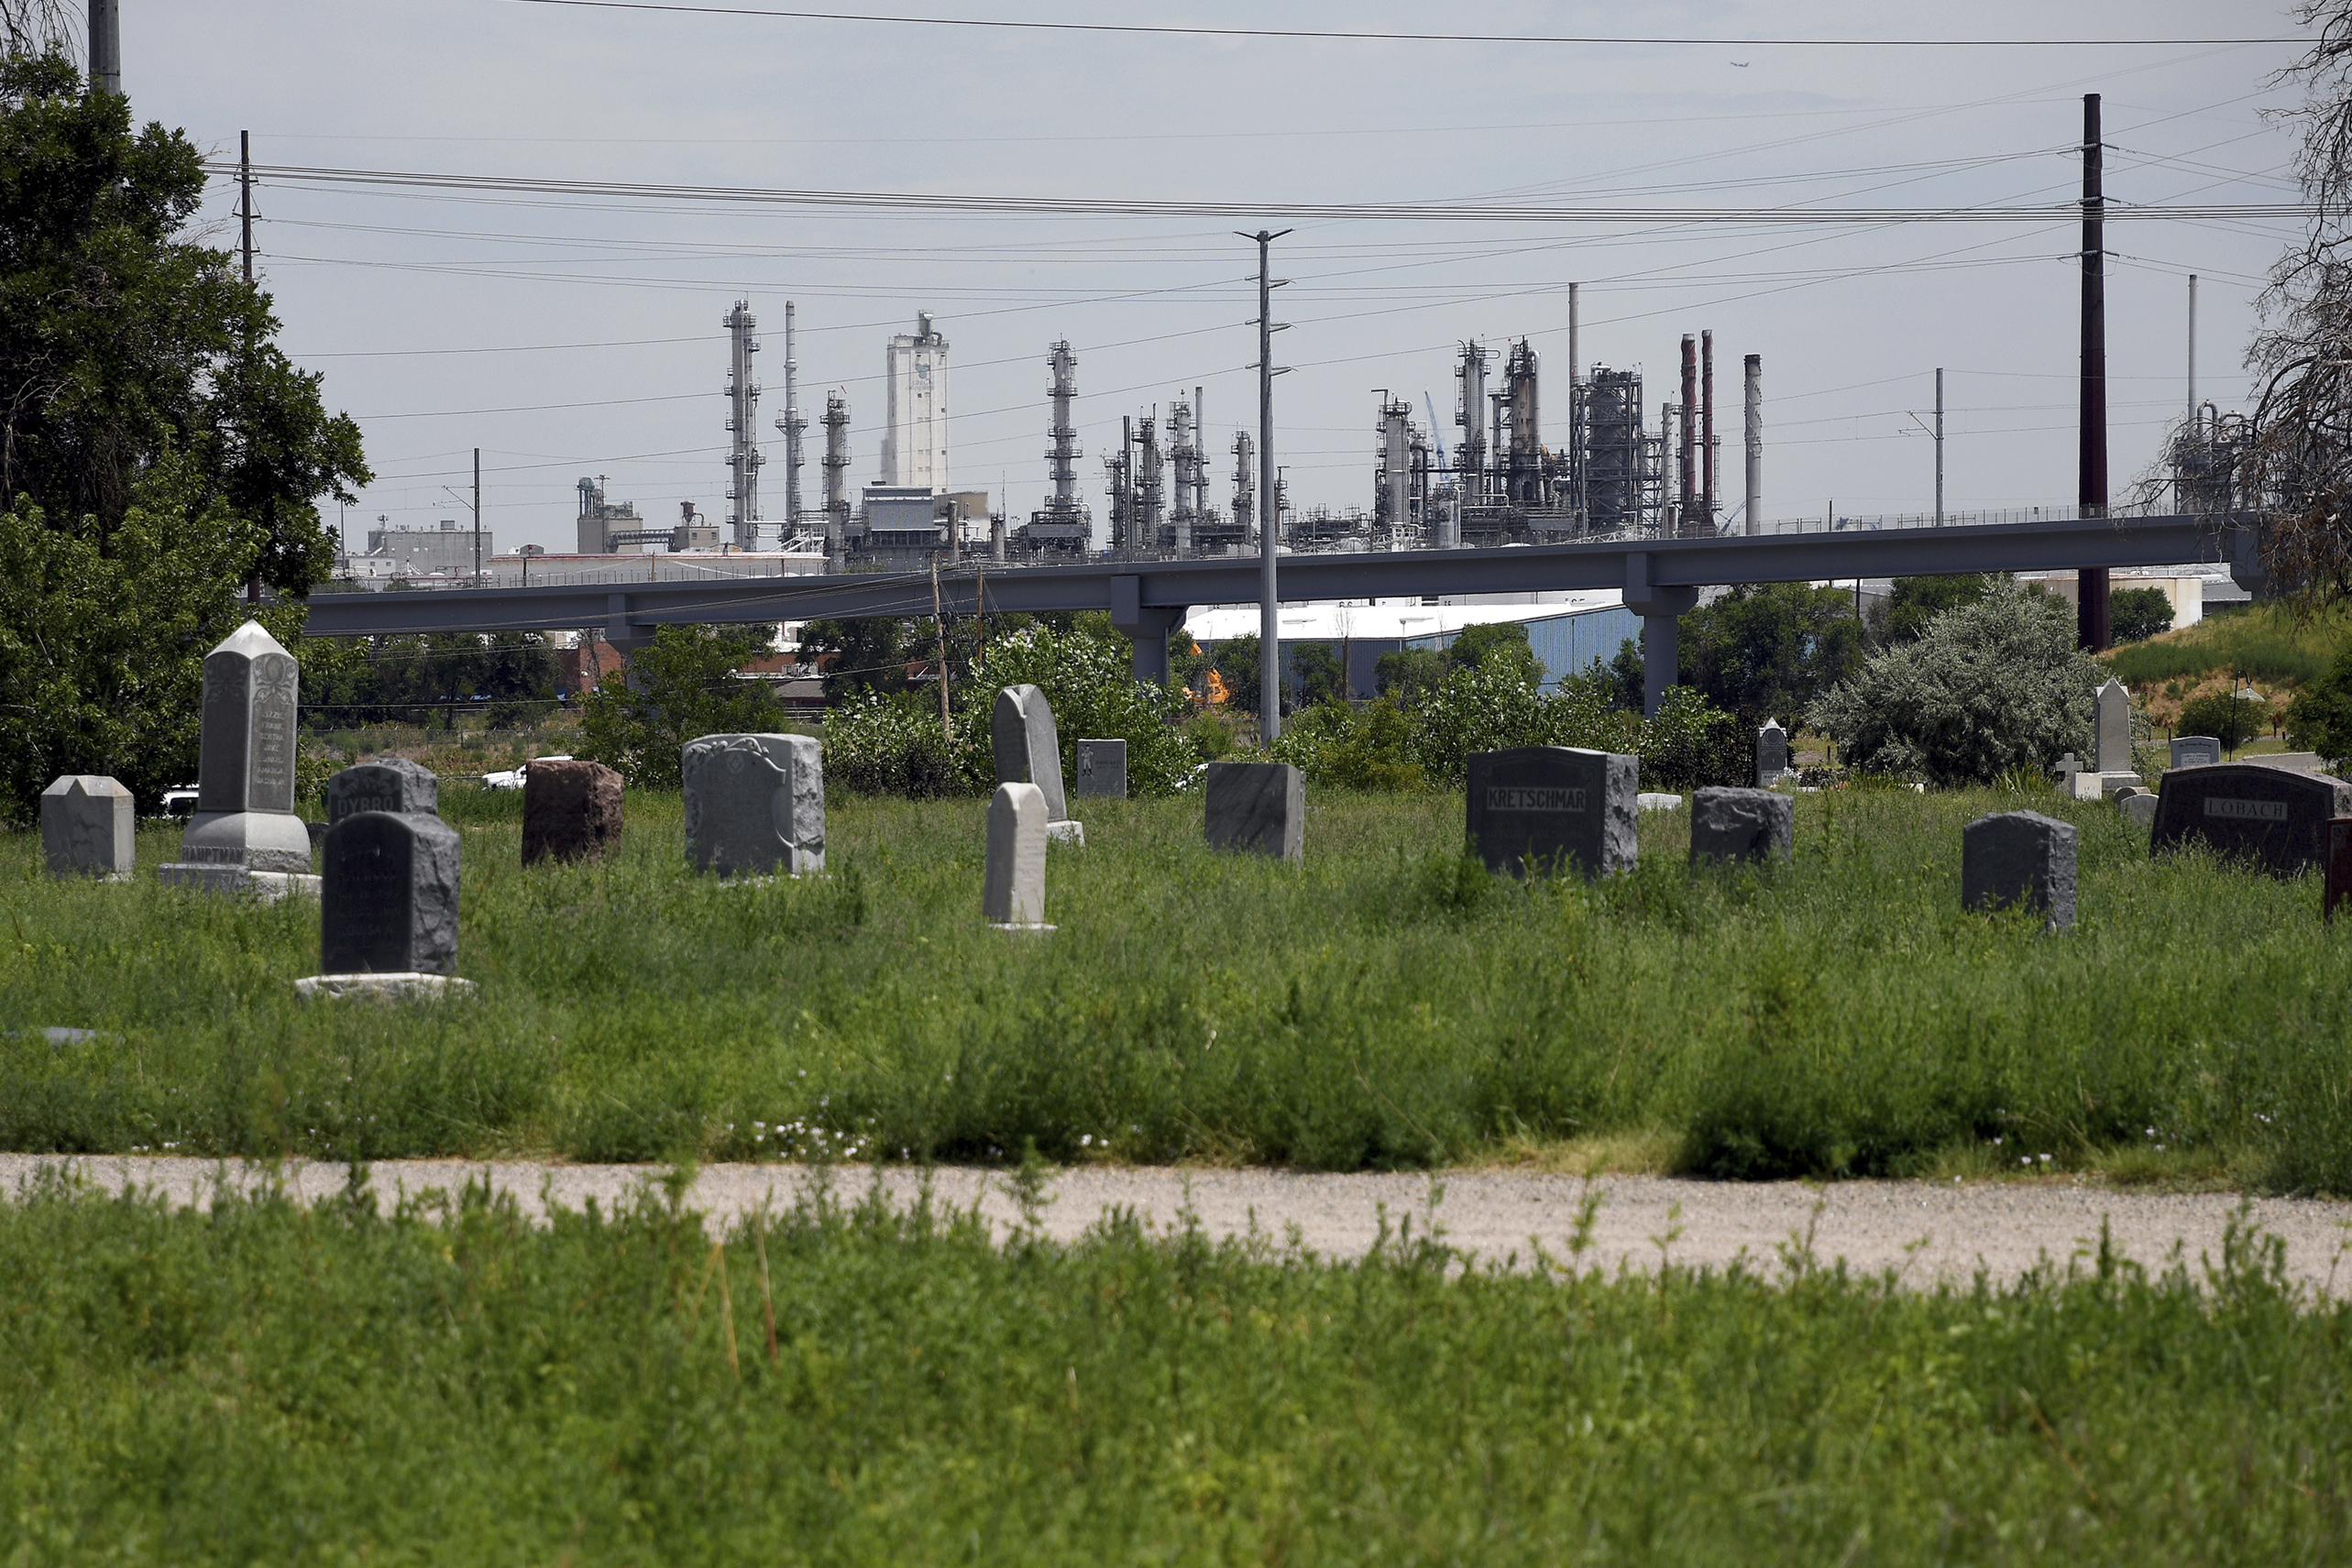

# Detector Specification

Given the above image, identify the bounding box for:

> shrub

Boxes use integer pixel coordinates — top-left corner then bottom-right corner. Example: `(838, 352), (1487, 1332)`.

(1638, 686), (1752, 791)
(969, 620), (1199, 795)
(2110, 585), (2176, 643)
(1808, 579), (2100, 786)
(821, 688), (965, 798)
(2180, 689), (2273, 752)
(2287, 645), (2352, 762)
(1270, 699), (1426, 792)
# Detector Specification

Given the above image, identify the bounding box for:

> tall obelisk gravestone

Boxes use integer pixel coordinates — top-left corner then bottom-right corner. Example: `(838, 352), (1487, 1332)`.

(159, 620), (321, 902)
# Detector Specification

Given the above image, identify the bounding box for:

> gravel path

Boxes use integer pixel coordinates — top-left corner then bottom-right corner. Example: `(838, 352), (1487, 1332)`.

(9, 1154), (2351, 1294)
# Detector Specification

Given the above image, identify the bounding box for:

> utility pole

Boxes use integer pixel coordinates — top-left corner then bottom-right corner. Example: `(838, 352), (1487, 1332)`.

(86, 0), (120, 95)
(2077, 92), (2110, 651)
(1934, 368), (1945, 527)
(473, 447), (482, 587)
(930, 557), (951, 740)
(238, 131), (253, 284)
(2187, 273), (2198, 422)
(1240, 227), (1291, 742)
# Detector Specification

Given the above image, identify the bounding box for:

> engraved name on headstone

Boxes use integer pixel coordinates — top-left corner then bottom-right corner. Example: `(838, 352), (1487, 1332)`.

(2170, 735), (2222, 770)
(40, 775), (136, 880)
(2149, 762), (2352, 875)
(1465, 746), (1638, 878)
(682, 732), (825, 877)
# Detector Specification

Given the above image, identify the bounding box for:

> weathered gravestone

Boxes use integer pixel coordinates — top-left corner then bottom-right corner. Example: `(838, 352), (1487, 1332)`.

(983, 782), (1050, 928)
(682, 732), (825, 877)
(1962, 809), (2077, 930)
(2096, 678), (2133, 773)
(1074, 739), (1127, 799)
(2053, 752), (2083, 795)
(2121, 792), (2159, 827)
(311, 809), (465, 991)
(522, 759), (624, 865)
(2149, 761), (2352, 875)
(1690, 786), (1794, 866)
(1755, 718), (1791, 789)
(159, 620), (319, 901)
(40, 775), (135, 880)
(2171, 735), (2222, 770)
(993, 685), (1082, 843)
(327, 756), (439, 825)
(1465, 746), (1638, 878)
(1204, 761), (1304, 863)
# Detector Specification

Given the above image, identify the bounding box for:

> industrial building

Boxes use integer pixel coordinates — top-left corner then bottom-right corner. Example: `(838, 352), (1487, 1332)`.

(881, 313), (950, 493)
(345, 517), (496, 583)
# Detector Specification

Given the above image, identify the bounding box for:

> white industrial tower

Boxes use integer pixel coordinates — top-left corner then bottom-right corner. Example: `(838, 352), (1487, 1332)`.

(774, 300), (806, 534)
(881, 313), (950, 493)
(723, 300), (764, 549)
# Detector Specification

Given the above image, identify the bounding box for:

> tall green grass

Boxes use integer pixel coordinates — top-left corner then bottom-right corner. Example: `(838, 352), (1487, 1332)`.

(4, 786), (2351, 1188)
(2105, 601), (2346, 689)
(1, 1173), (2347, 1563)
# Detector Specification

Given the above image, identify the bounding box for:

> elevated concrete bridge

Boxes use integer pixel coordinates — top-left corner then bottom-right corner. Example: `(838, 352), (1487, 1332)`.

(302, 512), (2257, 713)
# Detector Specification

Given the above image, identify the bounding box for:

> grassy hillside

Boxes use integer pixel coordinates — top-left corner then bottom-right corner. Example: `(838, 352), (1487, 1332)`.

(2105, 602), (2348, 727)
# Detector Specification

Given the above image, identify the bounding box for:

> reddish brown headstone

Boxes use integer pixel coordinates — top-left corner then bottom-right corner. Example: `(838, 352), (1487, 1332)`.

(522, 760), (623, 865)
(2328, 817), (2352, 924)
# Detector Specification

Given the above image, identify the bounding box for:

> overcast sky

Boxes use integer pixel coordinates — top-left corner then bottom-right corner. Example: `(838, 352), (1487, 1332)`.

(117, 1), (2314, 553)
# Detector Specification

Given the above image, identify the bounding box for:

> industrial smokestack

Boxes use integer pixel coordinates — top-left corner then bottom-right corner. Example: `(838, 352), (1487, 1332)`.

(1742, 354), (1762, 538)
(821, 390), (849, 571)
(87, 0), (120, 95)
(1678, 334), (1697, 533)
(1700, 331), (1717, 528)
(776, 301), (805, 530)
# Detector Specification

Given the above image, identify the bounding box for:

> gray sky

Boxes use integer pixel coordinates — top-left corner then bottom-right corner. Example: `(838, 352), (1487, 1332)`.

(124, 1), (2312, 553)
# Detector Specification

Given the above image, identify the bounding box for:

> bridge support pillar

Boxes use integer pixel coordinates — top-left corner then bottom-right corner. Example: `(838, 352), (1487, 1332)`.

(605, 593), (655, 687)
(1110, 575), (1188, 685)
(1621, 554), (1698, 718)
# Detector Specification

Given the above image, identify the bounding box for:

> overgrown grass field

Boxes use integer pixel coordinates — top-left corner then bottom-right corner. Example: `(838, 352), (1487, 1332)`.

(4, 784), (2349, 1188)
(3, 1173), (2348, 1563)
(2105, 600), (2347, 693)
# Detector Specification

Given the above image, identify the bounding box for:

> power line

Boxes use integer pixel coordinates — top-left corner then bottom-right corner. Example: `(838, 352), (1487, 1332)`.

(502, 0), (2307, 49)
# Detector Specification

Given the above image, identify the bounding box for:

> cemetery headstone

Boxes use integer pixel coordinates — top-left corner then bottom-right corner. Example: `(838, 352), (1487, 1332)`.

(1962, 809), (2077, 930)
(682, 732), (825, 877)
(522, 759), (624, 865)
(318, 809), (463, 977)
(1204, 761), (1304, 863)
(1755, 718), (1790, 788)
(1074, 739), (1127, 799)
(983, 782), (1050, 928)
(327, 756), (440, 825)
(159, 620), (319, 901)
(2327, 817), (2352, 923)
(2149, 761), (2352, 876)
(2052, 752), (2083, 794)
(40, 775), (135, 880)
(2121, 792), (2159, 827)
(2096, 677), (2133, 775)
(1464, 746), (1638, 878)
(1689, 786), (1794, 866)
(992, 685), (1069, 820)
(2171, 736), (2222, 770)
(1636, 793), (1683, 813)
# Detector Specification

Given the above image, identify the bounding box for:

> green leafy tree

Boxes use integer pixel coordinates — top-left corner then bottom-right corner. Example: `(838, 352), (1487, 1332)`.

(1679, 582), (1861, 718)
(797, 617), (917, 697)
(1292, 642), (1347, 707)
(1599, 639), (1645, 713)
(1210, 632), (1263, 718)
(2288, 646), (2352, 762)
(1808, 579), (2102, 786)
(1373, 646), (1445, 706)
(578, 626), (785, 786)
(0, 49), (366, 595)
(1866, 575), (1992, 648)
(965, 619), (1197, 795)
(2109, 586), (2176, 643)
(1446, 621), (1544, 684)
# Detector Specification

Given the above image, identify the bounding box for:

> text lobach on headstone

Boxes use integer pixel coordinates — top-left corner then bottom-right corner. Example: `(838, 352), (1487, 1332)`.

(2149, 761), (2352, 876)
(1073, 739), (1127, 799)
(992, 685), (1070, 822)
(983, 781), (1050, 927)
(1203, 762), (1304, 862)
(522, 759), (625, 865)
(327, 756), (440, 825)
(1962, 809), (2077, 930)
(1689, 786), (1794, 866)
(40, 775), (136, 880)
(160, 620), (318, 899)
(682, 732), (825, 877)
(321, 810), (462, 975)
(1465, 746), (1638, 878)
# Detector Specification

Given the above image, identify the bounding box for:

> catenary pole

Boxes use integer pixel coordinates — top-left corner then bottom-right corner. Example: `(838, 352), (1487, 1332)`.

(1242, 227), (1291, 741)
(2077, 92), (2110, 650)
(1934, 368), (1945, 527)
(473, 447), (482, 587)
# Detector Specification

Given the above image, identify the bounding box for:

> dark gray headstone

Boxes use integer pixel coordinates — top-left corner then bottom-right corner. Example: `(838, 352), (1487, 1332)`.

(992, 685), (1069, 822)
(2149, 762), (2352, 876)
(522, 759), (624, 865)
(2170, 736), (2221, 770)
(1203, 762), (1303, 862)
(40, 775), (135, 878)
(1073, 739), (1127, 799)
(1464, 745), (1638, 879)
(682, 732), (825, 876)
(327, 757), (440, 825)
(170, 620), (313, 875)
(322, 810), (461, 975)
(1962, 809), (2076, 929)
(1755, 719), (1789, 787)
(1689, 786), (1794, 866)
